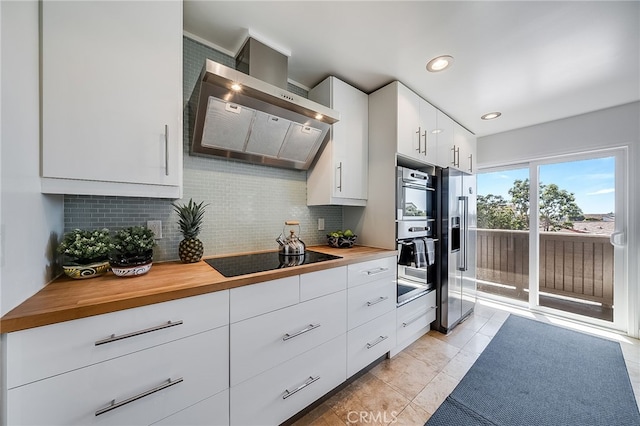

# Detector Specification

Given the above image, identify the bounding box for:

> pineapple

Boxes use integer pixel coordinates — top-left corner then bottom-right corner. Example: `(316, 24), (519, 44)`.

(172, 198), (208, 263)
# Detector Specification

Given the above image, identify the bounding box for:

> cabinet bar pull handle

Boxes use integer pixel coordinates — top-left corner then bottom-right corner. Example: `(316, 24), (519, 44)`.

(456, 146), (461, 167)
(468, 154), (473, 173)
(416, 127), (422, 152)
(422, 130), (428, 154)
(366, 335), (389, 349)
(164, 124), (169, 176)
(283, 376), (320, 400)
(366, 296), (389, 306)
(337, 162), (343, 192)
(451, 145), (456, 166)
(95, 377), (183, 416)
(95, 320), (183, 346)
(402, 313), (425, 328)
(366, 267), (388, 275)
(283, 323), (321, 341)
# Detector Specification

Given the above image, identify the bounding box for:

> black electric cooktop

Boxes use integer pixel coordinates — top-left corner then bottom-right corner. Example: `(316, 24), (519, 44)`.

(205, 250), (342, 278)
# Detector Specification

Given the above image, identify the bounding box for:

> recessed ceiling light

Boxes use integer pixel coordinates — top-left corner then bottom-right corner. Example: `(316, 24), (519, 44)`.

(315, 113), (324, 120)
(426, 55), (454, 72)
(481, 112), (502, 120)
(231, 83), (242, 91)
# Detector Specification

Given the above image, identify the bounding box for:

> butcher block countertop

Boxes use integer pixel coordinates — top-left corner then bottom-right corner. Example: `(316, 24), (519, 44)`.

(0, 245), (396, 333)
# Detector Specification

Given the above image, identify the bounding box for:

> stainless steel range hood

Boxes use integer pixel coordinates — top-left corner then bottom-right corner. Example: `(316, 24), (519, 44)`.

(189, 38), (340, 170)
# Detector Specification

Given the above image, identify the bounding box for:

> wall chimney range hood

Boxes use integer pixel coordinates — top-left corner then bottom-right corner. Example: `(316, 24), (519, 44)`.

(190, 38), (339, 170)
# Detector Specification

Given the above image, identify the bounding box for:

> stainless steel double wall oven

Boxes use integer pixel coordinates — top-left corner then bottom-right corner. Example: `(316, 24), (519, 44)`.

(396, 166), (437, 305)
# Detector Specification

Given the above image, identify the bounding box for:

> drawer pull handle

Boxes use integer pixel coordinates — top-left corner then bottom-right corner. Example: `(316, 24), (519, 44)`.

(402, 313), (426, 328)
(366, 267), (388, 275)
(282, 376), (320, 400)
(283, 323), (321, 341)
(95, 320), (183, 346)
(95, 377), (183, 416)
(366, 296), (389, 307)
(366, 335), (389, 349)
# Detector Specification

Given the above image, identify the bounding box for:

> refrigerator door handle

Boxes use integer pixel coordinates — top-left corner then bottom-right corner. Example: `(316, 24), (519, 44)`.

(458, 196), (469, 271)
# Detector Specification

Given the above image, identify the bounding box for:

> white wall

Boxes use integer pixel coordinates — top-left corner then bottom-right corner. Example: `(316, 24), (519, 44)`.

(1, 0), (64, 316)
(477, 101), (640, 337)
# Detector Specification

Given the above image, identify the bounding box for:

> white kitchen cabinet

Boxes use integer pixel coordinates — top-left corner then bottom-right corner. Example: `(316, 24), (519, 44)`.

(307, 76), (368, 206)
(392, 290), (437, 356)
(230, 335), (347, 426)
(40, 0), (183, 198)
(5, 292), (229, 425)
(151, 390), (229, 426)
(7, 327), (229, 426)
(346, 256), (397, 377)
(230, 290), (346, 386)
(437, 111), (477, 173)
(454, 121), (477, 174)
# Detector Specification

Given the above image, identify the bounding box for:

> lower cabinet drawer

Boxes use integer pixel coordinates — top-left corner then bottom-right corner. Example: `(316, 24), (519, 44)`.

(7, 327), (229, 426)
(347, 310), (396, 378)
(230, 291), (346, 386)
(347, 276), (396, 330)
(230, 334), (347, 426)
(396, 291), (436, 345)
(151, 389), (229, 426)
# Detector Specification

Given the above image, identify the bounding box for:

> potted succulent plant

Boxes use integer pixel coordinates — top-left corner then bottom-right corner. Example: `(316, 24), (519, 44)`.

(172, 198), (208, 263)
(57, 228), (112, 279)
(108, 226), (156, 277)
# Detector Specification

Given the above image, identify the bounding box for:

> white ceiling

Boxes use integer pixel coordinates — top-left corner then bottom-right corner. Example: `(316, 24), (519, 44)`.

(183, 1), (640, 137)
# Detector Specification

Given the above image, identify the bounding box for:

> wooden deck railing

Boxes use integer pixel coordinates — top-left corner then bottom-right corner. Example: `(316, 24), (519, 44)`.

(476, 229), (614, 307)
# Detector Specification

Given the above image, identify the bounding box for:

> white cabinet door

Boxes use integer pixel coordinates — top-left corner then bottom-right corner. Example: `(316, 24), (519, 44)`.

(396, 82), (422, 161)
(151, 390), (229, 426)
(7, 291), (229, 389)
(230, 291), (346, 386)
(7, 327), (228, 426)
(454, 122), (477, 174)
(307, 77), (368, 206)
(41, 1), (182, 198)
(436, 110), (457, 169)
(419, 98), (439, 165)
(230, 335), (347, 426)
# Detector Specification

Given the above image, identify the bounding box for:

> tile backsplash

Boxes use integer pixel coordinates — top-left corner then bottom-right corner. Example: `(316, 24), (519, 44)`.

(64, 37), (342, 261)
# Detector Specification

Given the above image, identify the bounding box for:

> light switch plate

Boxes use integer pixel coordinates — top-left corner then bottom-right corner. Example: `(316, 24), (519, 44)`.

(318, 218), (325, 231)
(147, 220), (163, 239)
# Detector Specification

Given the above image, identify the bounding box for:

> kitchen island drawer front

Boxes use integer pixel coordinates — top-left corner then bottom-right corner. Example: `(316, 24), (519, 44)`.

(347, 276), (396, 330)
(6, 291), (229, 389)
(347, 310), (396, 377)
(151, 389), (229, 426)
(300, 266), (347, 302)
(230, 275), (299, 323)
(7, 327), (229, 426)
(347, 256), (396, 288)
(230, 290), (346, 386)
(396, 291), (436, 344)
(230, 334), (346, 426)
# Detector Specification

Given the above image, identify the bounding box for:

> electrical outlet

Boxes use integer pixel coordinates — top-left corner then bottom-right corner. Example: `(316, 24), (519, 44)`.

(318, 218), (325, 231)
(147, 220), (163, 239)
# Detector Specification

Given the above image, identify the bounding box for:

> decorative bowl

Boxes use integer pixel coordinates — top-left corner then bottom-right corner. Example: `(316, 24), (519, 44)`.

(327, 235), (357, 248)
(63, 260), (111, 279)
(110, 262), (152, 277)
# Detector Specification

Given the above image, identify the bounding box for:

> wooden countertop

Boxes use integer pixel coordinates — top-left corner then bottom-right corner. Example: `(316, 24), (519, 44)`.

(0, 245), (396, 333)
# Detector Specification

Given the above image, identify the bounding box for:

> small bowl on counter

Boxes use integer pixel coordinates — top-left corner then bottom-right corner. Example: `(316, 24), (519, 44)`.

(327, 234), (357, 248)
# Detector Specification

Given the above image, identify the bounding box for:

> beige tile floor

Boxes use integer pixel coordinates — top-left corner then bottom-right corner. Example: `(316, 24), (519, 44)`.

(294, 300), (640, 426)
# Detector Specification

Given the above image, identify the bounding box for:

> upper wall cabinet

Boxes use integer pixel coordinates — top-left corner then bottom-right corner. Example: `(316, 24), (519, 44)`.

(307, 77), (368, 206)
(437, 110), (476, 173)
(396, 83), (438, 165)
(40, 1), (183, 198)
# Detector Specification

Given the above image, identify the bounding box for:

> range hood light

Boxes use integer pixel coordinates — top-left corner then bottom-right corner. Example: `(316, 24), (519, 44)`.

(315, 113), (324, 120)
(426, 55), (454, 72)
(481, 112), (502, 120)
(231, 83), (242, 91)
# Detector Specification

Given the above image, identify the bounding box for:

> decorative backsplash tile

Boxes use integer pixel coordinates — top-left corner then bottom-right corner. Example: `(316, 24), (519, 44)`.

(63, 37), (342, 261)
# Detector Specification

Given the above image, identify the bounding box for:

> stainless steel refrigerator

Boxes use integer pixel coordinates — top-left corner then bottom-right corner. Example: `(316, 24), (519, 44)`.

(435, 167), (477, 333)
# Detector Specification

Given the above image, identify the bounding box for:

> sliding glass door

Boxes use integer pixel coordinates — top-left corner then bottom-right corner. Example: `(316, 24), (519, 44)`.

(477, 149), (627, 330)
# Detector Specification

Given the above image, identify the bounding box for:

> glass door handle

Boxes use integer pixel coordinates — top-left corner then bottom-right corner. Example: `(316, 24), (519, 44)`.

(610, 231), (626, 247)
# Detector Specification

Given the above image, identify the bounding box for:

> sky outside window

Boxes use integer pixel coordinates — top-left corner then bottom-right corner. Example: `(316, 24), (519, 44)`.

(478, 157), (615, 215)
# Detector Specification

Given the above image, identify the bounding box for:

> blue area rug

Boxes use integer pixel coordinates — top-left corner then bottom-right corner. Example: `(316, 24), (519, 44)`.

(426, 315), (640, 426)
